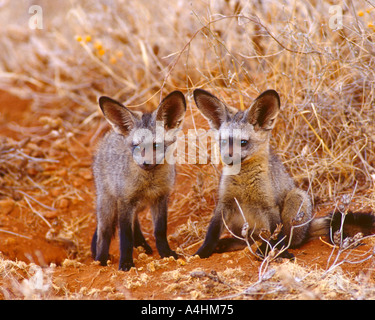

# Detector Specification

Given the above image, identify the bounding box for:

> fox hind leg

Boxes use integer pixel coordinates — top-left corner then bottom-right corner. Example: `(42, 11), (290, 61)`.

(117, 201), (137, 271)
(91, 228), (98, 259)
(195, 209), (224, 258)
(133, 215), (153, 254)
(151, 195), (177, 259)
(93, 194), (117, 266)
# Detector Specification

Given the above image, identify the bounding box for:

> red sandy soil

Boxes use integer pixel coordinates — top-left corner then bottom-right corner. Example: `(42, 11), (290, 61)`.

(0, 91), (374, 300)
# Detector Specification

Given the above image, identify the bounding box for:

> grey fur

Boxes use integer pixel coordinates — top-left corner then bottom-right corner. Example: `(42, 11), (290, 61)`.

(91, 91), (186, 271)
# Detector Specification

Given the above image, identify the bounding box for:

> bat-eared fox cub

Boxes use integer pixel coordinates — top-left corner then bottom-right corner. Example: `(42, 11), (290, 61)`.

(193, 88), (375, 259)
(91, 91), (186, 271)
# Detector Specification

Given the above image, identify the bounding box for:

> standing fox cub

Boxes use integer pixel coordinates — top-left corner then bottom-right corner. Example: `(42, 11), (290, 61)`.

(91, 91), (186, 271)
(193, 88), (375, 259)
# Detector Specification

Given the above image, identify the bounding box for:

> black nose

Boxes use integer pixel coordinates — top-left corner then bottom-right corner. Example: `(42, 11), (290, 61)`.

(140, 162), (158, 171)
(141, 161), (152, 168)
(228, 144), (233, 157)
(222, 152), (241, 166)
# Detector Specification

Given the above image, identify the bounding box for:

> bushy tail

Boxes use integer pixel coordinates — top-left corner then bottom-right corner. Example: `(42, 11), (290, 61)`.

(309, 210), (375, 242)
(211, 211), (375, 255)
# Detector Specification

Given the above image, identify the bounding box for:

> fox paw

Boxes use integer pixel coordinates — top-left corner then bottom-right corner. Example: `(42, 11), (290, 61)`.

(159, 249), (178, 260)
(194, 247), (213, 259)
(142, 243), (153, 255)
(168, 250), (178, 260)
(119, 261), (135, 271)
(278, 250), (295, 260)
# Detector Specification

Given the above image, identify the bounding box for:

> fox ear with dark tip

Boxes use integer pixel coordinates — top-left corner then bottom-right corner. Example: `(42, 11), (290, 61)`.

(156, 91), (186, 130)
(98, 96), (140, 136)
(193, 89), (235, 130)
(246, 90), (280, 131)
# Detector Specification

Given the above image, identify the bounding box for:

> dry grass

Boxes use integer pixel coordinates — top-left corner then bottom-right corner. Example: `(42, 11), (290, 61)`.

(2, 250), (375, 300)
(1, 0), (375, 300)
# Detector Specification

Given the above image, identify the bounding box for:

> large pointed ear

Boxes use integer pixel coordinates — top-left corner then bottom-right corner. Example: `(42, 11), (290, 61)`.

(156, 91), (186, 130)
(246, 90), (280, 131)
(98, 96), (139, 136)
(193, 89), (236, 130)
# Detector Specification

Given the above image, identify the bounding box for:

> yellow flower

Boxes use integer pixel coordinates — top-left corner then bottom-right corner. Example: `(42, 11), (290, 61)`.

(85, 35), (92, 42)
(368, 22), (374, 28)
(115, 50), (124, 58)
(75, 35), (82, 42)
(98, 48), (105, 56)
(94, 41), (103, 50)
(358, 11), (364, 17)
(109, 56), (117, 64)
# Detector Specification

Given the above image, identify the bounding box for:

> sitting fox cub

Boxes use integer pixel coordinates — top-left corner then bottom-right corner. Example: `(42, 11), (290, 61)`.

(91, 91), (186, 271)
(193, 88), (375, 259)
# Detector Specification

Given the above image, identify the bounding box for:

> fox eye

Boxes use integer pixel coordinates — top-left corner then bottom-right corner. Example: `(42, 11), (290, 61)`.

(153, 143), (161, 150)
(221, 139), (228, 145)
(240, 140), (248, 147)
(133, 145), (142, 154)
